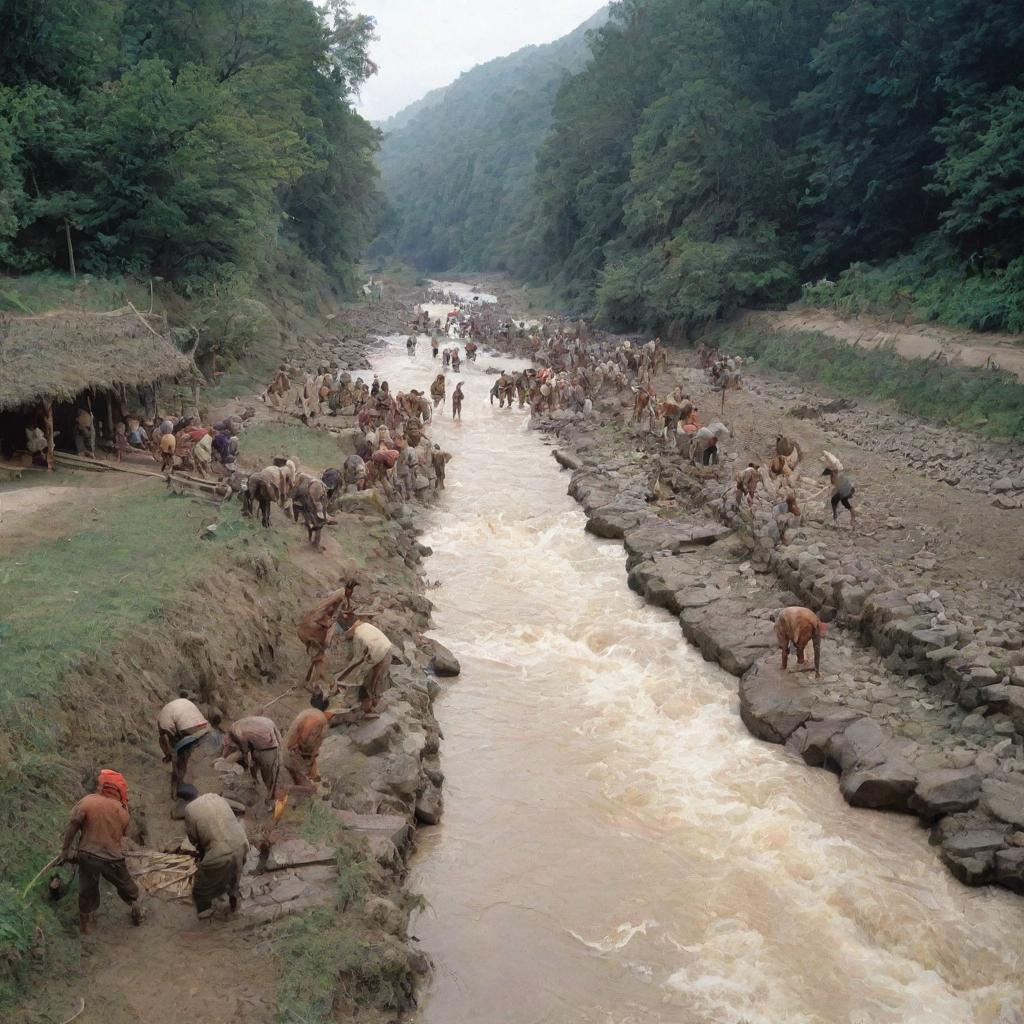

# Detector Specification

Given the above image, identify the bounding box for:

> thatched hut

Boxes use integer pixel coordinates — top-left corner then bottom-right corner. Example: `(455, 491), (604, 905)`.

(0, 308), (192, 468)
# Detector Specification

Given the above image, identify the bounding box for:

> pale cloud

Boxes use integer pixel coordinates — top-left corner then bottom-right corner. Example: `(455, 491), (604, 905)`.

(354, 0), (603, 122)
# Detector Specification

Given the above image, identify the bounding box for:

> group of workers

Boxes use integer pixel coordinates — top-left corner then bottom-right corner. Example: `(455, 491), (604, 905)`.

(61, 580), (395, 935)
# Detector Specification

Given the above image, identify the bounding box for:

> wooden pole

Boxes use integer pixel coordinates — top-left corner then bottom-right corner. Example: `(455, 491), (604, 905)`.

(64, 220), (76, 281)
(43, 400), (54, 472)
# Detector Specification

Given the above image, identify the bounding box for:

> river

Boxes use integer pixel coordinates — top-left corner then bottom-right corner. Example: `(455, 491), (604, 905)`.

(368, 325), (1024, 1024)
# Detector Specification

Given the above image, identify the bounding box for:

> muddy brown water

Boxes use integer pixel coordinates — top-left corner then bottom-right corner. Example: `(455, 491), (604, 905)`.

(370, 326), (1024, 1024)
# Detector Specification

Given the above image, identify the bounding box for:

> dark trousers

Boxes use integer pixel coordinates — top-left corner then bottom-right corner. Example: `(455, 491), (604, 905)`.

(78, 852), (139, 915)
(193, 853), (242, 913)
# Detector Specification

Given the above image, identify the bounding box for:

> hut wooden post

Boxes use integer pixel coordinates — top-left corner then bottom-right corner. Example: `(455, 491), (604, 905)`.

(43, 400), (54, 471)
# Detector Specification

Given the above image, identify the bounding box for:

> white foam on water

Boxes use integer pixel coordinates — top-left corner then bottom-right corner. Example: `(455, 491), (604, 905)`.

(368, 336), (1024, 1024)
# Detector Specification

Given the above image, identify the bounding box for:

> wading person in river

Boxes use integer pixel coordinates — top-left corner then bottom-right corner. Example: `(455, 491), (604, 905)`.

(157, 697), (211, 799)
(775, 606), (826, 679)
(60, 769), (143, 934)
(183, 792), (249, 919)
(430, 374), (446, 415)
(452, 381), (464, 421)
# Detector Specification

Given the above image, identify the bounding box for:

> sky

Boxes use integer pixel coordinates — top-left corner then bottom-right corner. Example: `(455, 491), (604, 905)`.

(354, 0), (604, 123)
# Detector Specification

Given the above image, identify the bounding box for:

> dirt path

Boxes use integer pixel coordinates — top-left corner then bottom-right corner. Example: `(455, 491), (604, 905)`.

(744, 308), (1024, 382)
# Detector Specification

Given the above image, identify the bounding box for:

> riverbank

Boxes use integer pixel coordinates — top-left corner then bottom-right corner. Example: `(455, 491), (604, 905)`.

(7, 283), (455, 1024)
(477, 298), (1024, 896)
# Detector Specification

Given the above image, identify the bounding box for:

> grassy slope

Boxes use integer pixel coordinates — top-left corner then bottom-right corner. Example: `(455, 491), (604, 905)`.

(709, 324), (1024, 439)
(0, 490), (284, 999)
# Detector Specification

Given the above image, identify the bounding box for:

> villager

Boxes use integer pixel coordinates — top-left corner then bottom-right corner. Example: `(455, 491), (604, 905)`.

(157, 697), (211, 799)
(222, 716), (282, 798)
(243, 469), (276, 527)
(430, 374), (446, 413)
(60, 769), (142, 934)
(735, 464), (762, 507)
(159, 430), (176, 474)
(297, 583), (357, 684)
(284, 694), (336, 788)
(407, 335), (417, 356)
(822, 465), (856, 529)
(334, 616), (393, 717)
(182, 792), (248, 919)
(74, 408), (96, 457)
(452, 382), (464, 421)
(775, 606), (826, 678)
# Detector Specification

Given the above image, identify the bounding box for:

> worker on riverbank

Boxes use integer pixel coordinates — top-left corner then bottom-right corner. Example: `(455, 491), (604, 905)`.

(452, 382), (464, 421)
(222, 716), (282, 799)
(735, 463), (762, 507)
(183, 792), (249, 919)
(284, 694), (336, 789)
(157, 697), (211, 799)
(775, 606), (826, 679)
(823, 462), (857, 529)
(60, 769), (143, 934)
(297, 582), (358, 685)
(159, 429), (176, 475)
(334, 614), (393, 718)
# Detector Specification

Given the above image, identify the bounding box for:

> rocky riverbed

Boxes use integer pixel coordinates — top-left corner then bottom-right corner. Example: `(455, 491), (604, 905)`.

(483, 329), (1024, 896)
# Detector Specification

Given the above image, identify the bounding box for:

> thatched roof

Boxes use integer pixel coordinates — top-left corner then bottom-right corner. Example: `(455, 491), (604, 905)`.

(0, 308), (193, 411)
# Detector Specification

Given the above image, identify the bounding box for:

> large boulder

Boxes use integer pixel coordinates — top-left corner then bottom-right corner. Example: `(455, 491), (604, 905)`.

(586, 501), (650, 539)
(980, 775), (1024, 828)
(908, 768), (982, 820)
(738, 658), (831, 743)
(624, 520), (731, 562)
(683, 602), (774, 678)
(830, 718), (920, 812)
(428, 641), (461, 677)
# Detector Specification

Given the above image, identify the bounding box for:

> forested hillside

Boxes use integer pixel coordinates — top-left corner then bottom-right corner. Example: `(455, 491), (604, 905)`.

(377, 0), (1024, 338)
(0, 0), (380, 298)
(373, 8), (607, 274)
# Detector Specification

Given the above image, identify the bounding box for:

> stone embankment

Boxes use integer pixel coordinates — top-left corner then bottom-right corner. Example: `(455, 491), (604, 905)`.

(527, 392), (1024, 894)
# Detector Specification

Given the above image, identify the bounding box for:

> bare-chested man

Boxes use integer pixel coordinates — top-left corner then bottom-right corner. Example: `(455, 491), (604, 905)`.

(452, 382), (464, 421)
(775, 606), (826, 679)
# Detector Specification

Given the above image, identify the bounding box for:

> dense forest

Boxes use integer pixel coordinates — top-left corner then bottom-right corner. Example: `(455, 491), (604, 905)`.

(372, 9), (606, 275)
(0, 0), (380, 298)
(378, 0), (1024, 337)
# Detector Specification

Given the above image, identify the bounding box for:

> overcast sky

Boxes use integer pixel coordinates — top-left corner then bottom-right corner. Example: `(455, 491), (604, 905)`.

(354, 0), (604, 123)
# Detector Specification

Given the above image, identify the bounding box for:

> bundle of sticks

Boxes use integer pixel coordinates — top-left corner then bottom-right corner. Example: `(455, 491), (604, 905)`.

(126, 849), (197, 900)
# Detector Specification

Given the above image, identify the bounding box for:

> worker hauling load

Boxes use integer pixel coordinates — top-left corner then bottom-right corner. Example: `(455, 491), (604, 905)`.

(774, 606), (827, 679)
(60, 769), (143, 935)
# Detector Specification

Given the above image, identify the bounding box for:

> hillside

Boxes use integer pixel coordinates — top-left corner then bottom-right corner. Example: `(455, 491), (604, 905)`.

(373, 7), (607, 275)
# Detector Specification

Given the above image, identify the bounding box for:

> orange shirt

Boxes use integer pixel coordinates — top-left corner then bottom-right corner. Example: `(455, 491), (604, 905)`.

(64, 793), (130, 861)
(286, 709), (331, 758)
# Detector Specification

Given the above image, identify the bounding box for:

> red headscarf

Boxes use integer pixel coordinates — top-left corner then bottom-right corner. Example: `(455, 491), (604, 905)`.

(97, 769), (129, 808)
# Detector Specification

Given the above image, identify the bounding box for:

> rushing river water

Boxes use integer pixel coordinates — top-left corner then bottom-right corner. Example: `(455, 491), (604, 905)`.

(369, 324), (1024, 1024)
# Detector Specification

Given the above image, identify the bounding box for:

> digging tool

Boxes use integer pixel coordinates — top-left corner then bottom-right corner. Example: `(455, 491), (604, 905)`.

(21, 854), (62, 899)
(59, 998), (86, 1024)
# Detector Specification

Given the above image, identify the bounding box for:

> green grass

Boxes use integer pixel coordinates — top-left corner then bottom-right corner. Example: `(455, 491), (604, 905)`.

(711, 326), (1024, 438)
(0, 488), (280, 1006)
(240, 423), (344, 472)
(0, 271), (155, 316)
(800, 241), (1024, 335)
(273, 835), (411, 1024)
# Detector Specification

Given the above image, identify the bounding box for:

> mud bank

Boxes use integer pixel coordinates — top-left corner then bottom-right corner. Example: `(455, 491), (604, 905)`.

(21, 318), (453, 1024)
(478, 332), (1024, 895)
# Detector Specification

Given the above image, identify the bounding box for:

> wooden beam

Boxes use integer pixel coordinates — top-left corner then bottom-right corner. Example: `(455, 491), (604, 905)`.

(43, 400), (54, 472)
